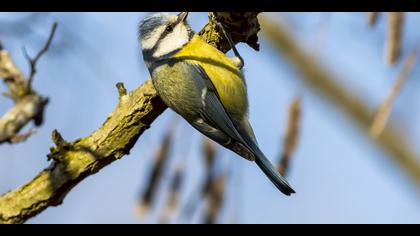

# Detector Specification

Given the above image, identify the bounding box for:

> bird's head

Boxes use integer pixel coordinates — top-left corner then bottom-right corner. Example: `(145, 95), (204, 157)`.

(139, 12), (193, 63)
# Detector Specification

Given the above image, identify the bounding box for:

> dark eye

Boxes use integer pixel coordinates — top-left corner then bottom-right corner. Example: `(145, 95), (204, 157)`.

(165, 25), (173, 32)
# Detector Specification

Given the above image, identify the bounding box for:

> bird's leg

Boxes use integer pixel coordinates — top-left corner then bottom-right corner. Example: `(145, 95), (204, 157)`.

(213, 19), (244, 69)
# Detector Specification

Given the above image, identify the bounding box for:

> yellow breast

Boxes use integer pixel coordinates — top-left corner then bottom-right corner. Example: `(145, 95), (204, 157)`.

(174, 35), (249, 118)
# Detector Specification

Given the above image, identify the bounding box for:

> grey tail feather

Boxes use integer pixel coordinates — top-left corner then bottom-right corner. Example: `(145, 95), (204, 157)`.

(235, 122), (295, 196)
(252, 144), (296, 196)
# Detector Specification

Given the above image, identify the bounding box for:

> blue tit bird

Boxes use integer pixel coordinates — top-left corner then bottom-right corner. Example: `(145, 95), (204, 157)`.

(139, 12), (295, 196)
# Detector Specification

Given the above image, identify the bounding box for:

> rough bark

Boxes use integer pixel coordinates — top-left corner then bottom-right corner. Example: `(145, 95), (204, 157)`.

(0, 12), (261, 224)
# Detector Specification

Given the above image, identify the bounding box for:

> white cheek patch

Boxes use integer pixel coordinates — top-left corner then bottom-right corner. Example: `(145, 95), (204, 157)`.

(153, 23), (189, 58)
(141, 26), (165, 50)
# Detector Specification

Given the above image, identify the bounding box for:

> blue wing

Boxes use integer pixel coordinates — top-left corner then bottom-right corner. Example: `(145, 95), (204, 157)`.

(185, 62), (295, 195)
(192, 65), (249, 143)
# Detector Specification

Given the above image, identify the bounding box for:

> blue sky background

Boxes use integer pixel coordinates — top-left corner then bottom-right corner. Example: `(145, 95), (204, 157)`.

(0, 12), (419, 224)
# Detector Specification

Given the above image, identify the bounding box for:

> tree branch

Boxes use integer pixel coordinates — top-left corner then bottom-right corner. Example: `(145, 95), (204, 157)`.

(0, 23), (54, 144)
(0, 12), (261, 224)
(199, 12), (261, 53)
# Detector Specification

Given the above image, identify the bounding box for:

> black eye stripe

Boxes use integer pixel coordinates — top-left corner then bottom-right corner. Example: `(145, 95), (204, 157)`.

(144, 23), (177, 54)
(157, 22), (179, 41)
(165, 24), (174, 32)
(142, 20), (191, 58)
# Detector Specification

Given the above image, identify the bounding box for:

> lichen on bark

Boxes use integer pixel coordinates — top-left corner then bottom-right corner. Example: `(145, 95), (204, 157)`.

(0, 12), (262, 224)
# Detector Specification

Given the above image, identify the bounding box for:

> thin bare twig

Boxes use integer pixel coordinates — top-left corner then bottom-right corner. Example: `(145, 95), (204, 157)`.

(9, 129), (36, 144)
(23, 22), (58, 92)
(137, 125), (175, 217)
(278, 96), (302, 176)
(368, 12), (379, 27)
(260, 15), (420, 188)
(159, 164), (184, 224)
(0, 23), (55, 144)
(180, 138), (217, 222)
(370, 48), (418, 137)
(386, 12), (404, 65)
(204, 173), (226, 224)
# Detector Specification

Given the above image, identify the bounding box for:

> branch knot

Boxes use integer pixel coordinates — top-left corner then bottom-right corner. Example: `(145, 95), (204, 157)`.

(47, 129), (71, 162)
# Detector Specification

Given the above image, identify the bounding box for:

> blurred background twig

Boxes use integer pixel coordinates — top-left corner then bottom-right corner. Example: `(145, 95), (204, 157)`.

(137, 124), (175, 217)
(368, 12), (379, 27)
(0, 22), (55, 144)
(278, 96), (302, 176)
(386, 12), (404, 65)
(159, 163), (184, 224)
(203, 173), (226, 224)
(259, 15), (420, 188)
(370, 49), (418, 137)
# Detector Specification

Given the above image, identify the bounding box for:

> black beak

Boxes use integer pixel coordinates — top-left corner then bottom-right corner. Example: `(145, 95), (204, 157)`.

(177, 12), (189, 22)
